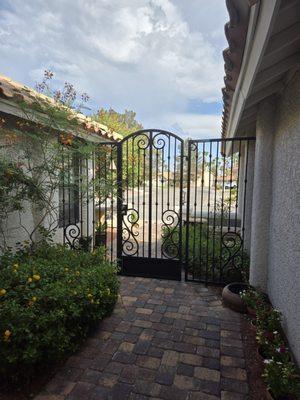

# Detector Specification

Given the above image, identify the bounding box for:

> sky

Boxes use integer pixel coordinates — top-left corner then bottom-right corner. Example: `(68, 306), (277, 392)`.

(0, 0), (228, 139)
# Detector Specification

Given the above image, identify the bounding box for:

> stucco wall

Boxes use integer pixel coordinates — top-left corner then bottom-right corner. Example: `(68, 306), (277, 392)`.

(0, 134), (93, 252)
(250, 97), (276, 291)
(267, 71), (300, 364)
(238, 141), (255, 252)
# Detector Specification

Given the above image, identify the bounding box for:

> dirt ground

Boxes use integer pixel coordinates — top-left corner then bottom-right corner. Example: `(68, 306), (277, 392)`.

(241, 315), (268, 400)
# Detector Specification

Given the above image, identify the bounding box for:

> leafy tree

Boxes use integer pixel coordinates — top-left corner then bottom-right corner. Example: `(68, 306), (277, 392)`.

(93, 108), (143, 188)
(94, 108), (142, 137)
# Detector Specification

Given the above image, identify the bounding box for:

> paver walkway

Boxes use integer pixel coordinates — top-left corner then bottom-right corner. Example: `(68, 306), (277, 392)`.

(36, 276), (249, 400)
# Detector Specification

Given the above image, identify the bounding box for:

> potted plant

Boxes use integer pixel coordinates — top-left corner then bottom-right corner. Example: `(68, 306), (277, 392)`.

(95, 222), (107, 247)
(240, 288), (265, 316)
(240, 288), (256, 316)
(78, 235), (92, 252)
(222, 282), (250, 313)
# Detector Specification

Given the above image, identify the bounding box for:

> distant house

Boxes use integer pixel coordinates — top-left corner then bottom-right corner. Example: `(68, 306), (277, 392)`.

(222, 0), (300, 363)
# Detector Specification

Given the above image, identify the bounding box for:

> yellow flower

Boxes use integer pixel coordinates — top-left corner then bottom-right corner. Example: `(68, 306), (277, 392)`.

(32, 296), (37, 302)
(3, 330), (11, 341)
(13, 263), (19, 269)
(0, 289), (6, 296)
(33, 274), (40, 281)
(75, 271), (80, 276)
(27, 277), (33, 283)
(65, 268), (69, 272)
(87, 293), (93, 299)
(6, 169), (14, 177)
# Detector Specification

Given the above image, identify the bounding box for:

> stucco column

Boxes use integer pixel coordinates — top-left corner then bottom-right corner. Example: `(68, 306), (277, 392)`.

(250, 96), (277, 291)
(238, 141), (255, 252)
(237, 143), (246, 221)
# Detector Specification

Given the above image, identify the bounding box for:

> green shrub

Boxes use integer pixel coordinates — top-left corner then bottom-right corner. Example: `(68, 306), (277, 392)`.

(0, 243), (119, 382)
(240, 288), (300, 399)
(163, 223), (249, 283)
(240, 288), (270, 315)
(263, 358), (300, 399)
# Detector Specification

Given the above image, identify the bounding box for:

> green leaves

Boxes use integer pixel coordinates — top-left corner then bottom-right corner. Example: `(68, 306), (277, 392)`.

(0, 243), (119, 382)
(0, 159), (41, 216)
(242, 288), (300, 399)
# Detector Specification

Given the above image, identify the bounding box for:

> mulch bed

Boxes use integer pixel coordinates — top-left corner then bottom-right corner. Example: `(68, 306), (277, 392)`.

(0, 365), (59, 400)
(241, 314), (268, 400)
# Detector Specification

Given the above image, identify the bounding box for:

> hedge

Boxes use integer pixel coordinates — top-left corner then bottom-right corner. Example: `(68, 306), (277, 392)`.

(0, 243), (119, 382)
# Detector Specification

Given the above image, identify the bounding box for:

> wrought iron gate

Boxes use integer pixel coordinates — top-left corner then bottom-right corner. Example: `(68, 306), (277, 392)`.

(61, 131), (255, 285)
(185, 137), (255, 284)
(116, 129), (184, 280)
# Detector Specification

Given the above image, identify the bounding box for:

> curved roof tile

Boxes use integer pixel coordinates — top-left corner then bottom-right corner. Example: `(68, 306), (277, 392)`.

(222, 0), (254, 137)
(0, 74), (122, 142)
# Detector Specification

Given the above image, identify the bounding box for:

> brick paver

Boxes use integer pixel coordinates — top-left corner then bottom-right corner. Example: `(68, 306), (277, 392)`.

(35, 276), (249, 400)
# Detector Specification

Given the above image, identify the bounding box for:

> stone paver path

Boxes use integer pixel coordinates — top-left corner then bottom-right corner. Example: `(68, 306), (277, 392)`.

(36, 276), (249, 400)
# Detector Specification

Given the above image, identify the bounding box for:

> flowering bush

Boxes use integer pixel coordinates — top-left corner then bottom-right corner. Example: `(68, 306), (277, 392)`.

(240, 288), (300, 399)
(0, 243), (119, 382)
(263, 358), (300, 399)
(240, 287), (265, 310)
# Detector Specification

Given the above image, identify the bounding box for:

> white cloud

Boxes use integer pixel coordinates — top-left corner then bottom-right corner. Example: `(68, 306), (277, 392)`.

(159, 113), (222, 139)
(0, 0), (228, 138)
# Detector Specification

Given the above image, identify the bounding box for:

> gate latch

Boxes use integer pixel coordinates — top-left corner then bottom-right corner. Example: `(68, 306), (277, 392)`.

(121, 204), (128, 216)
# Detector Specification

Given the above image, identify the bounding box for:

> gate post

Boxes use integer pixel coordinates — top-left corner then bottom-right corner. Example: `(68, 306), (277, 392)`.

(148, 131), (153, 258)
(185, 140), (192, 280)
(116, 142), (123, 264)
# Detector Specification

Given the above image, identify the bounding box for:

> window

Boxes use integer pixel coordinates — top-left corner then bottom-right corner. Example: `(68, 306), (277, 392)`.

(59, 155), (80, 228)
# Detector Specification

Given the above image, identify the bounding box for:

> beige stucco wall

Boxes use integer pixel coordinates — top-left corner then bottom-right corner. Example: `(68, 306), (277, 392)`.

(0, 134), (94, 252)
(250, 71), (300, 364)
(238, 141), (255, 252)
(250, 97), (276, 291)
(268, 71), (300, 364)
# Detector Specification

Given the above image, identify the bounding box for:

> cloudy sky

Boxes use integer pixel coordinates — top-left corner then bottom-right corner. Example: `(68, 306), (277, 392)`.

(0, 0), (228, 139)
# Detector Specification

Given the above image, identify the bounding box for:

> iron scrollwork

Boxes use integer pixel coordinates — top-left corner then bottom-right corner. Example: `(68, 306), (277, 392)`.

(136, 133), (150, 150)
(161, 209), (180, 259)
(221, 231), (244, 278)
(63, 224), (81, 250)
(152, 132), (168, 150)
(122, 208), (140, 256)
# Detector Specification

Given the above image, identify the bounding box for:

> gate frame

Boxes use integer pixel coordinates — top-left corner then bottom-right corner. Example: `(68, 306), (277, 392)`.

(116, 129), (184, 280)
(64, 132), (256, 285)
(184, 136), (256, 285)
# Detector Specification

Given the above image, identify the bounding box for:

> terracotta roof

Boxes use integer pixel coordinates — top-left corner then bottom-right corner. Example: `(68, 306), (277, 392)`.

(221, 0), (256, 137)
(0, 74), (122, 142)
